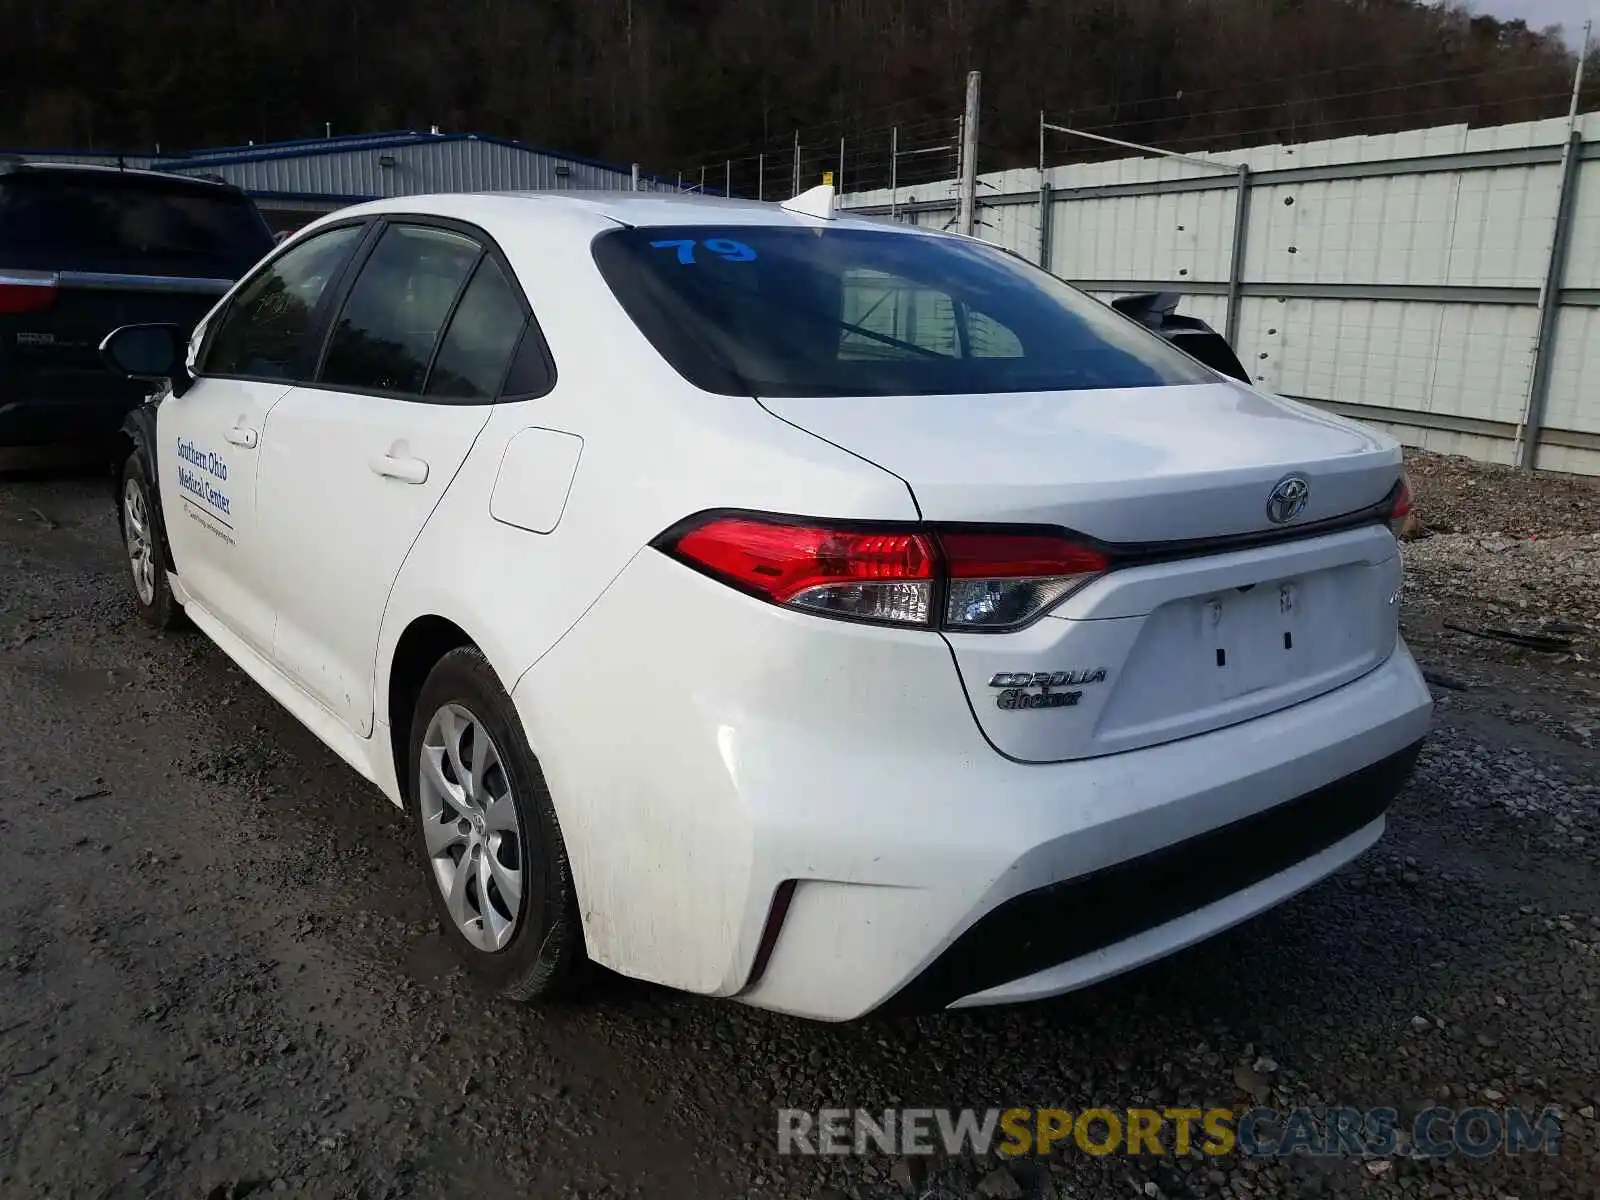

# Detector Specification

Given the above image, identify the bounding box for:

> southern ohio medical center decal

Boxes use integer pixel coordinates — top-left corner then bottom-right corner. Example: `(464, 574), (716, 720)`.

(176, 438), (235, 545)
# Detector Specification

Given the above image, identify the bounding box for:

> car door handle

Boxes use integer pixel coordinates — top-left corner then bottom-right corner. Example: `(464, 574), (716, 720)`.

(369, 454), (429, 485)
(224, 425), (258, 448)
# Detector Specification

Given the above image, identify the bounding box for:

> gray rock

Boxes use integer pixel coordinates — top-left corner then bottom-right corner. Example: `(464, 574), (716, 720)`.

(889, 1157), (923, 1193)
(976, 1165), (1025, 1200)
(1232, 1064), (1273, 1103)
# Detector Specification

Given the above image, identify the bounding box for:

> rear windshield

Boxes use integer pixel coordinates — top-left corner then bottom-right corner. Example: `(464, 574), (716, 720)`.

(592, 225), (1214, 397)
(0, 171), (274, 278)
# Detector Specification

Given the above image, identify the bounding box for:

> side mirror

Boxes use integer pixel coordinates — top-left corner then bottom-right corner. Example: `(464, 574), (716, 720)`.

(100, 323), (192, 395)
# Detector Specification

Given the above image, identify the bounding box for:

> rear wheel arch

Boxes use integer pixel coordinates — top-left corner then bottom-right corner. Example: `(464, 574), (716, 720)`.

(386, 615), (482, 800)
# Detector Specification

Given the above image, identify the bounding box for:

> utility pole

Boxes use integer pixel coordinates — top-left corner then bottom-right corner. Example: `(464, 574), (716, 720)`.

(957, 70), (981, 236)
(838, 136), (846, 194)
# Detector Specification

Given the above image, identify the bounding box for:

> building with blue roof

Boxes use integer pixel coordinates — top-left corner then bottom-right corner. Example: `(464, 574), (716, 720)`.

(12, 130), (681, 229)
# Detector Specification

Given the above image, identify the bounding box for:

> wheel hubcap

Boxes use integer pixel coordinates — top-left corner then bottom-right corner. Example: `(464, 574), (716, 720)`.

(123, 479), (156, 606)
(418, 703), (524, 951)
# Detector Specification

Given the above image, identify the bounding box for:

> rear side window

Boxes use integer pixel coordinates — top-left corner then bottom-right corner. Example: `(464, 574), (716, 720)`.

(202, 224), (365, 380)
(0, 171), (274, 277)
(319, 224), (481, 395)
(425, 257), (529, 402)
(592, 226), (1213, 397)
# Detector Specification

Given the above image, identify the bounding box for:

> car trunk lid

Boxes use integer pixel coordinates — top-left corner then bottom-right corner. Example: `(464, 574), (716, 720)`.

(760, 381), (1397, 539)
(760, 381), (1407, 760)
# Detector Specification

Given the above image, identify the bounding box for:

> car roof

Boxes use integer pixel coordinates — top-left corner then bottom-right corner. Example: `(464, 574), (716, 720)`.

(0, 160), (244, 193)
(330, 189), (941, 237)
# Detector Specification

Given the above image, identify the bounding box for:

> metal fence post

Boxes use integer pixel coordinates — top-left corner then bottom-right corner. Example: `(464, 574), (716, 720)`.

(757, 152), (764, 202)
(1037, 182), (1054, 270)
(889, 127), (899, 219)
(1037, 112), (1050, 268)
(1225, 164), (1252, 349)
(1516, 20), (1588, 469)
(957, 70), (981, 236)
(792, 130), (801, 196)
(1517, 128), (1584, 470)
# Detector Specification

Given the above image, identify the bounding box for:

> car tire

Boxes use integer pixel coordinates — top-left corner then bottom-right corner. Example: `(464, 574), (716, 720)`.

(119, 453), (184, 632)
(408, 646), (586, 1001)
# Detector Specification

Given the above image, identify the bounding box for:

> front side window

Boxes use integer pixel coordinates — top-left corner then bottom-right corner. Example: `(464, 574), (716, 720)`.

(319, 224), (481, 395)
(201, 224), (364, 380)
(592, 226), (1213, 397)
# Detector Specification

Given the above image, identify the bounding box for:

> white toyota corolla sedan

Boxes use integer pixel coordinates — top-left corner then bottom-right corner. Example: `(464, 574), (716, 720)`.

(101, 187), (1431, 1022)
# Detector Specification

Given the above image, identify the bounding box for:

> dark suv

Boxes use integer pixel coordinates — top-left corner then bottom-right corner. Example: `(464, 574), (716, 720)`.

(0, 161), (274, 446)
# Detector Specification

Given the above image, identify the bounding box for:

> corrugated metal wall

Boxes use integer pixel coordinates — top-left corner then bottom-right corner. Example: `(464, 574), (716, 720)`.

(844, 113), (1600, 475)
(158, 135), (636, 197)
(13, 132), (671, 242)
(12, 152), (158, 168)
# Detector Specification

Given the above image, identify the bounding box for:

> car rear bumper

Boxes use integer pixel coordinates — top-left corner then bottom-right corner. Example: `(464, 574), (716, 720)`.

(878, 740), (1419, 1013)
(0, 369), (152, 446)
(512, 549), (1433, 1022)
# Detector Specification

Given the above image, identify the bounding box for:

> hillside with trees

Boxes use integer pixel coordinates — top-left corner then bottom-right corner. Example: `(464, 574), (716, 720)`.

(1, 0), (1593, 183)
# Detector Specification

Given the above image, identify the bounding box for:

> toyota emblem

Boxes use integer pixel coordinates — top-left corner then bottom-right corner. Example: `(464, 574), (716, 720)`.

(1266, 474), (1310, 524)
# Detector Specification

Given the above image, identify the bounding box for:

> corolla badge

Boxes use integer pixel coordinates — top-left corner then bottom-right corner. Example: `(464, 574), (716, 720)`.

(1266, 474), (1310, 524)
(989, 669), (1108, 712)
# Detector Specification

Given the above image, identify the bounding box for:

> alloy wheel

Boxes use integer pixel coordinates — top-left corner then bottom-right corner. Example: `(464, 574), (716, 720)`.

(417, 703), (525, 951)
(123, 478), (156, 607)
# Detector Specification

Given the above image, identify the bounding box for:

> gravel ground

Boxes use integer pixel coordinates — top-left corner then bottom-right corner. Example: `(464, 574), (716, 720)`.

(0, 452), (1596, 1200)
(1402, 452), (1600, 752)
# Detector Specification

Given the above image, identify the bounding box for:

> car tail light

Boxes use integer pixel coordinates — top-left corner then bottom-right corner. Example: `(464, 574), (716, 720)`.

(0, 273), (59, 316)
(1386, 474), (1413, 539)
(669, 516), (935, 626)
(940, 531), (1110, 630)
(658, 514), (1108, 631)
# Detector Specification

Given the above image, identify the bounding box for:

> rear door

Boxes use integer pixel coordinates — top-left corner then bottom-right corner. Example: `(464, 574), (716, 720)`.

(0, 168), (273, 394)
(257, 219), (531, 736)
(159, 222), (369, 655)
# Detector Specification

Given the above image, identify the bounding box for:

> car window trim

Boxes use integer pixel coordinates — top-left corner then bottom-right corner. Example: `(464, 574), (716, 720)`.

(193, 217), (376, 386)
(498, 318), (558, 402)
(56, 271), (237, 296)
